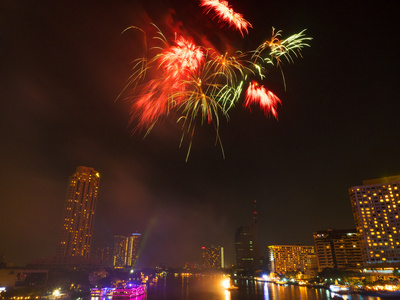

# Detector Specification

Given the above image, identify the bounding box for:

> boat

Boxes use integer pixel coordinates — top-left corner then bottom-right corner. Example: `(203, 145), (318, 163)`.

(221, 278), (238, 291)
(90, 288), (102, 297)
(90, 287), (115, 297)
(227, 285), (239, 291)
(112, 284), (146, 298)
(329, 284), (350, 294)
(101, 287), (115, 296)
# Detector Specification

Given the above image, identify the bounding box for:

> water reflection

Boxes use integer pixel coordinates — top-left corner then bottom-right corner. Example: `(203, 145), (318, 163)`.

(88, 277), (382, 300)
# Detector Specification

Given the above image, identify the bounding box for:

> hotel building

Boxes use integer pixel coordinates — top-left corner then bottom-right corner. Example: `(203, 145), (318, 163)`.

(313, 229), (363, 271)
(58, 166), (100, 259)
(113, 233), (142, 269)
(349, 175), (400, 267)
(268, 245), (317, 277)
(201, 245), (224, 269)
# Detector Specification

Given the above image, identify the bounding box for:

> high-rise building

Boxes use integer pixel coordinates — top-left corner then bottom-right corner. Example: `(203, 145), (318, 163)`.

(235, 223), (260, 270)
(313, 229), (363, 271)
(201, 245), (224, 269)
(113, 233), (142, 269)
(268, 245), (316, 277)
(58, 166), (100, 259)
(349, 175), (400, 268)
(235, 200), (261, 271)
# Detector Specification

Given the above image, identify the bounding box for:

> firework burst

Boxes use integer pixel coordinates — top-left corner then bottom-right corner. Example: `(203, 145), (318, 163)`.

(244, 81), (281, 119)
(121, 5), (311, 159)
(252, 27), (312, 67)
(200, 0), (252, 37)
(159, 36), (205, 80)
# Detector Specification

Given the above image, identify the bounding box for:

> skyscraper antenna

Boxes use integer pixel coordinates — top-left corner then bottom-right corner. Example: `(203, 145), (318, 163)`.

(253, 199), (258, 224)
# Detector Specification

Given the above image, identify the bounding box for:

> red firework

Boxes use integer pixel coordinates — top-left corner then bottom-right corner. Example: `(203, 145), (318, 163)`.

(244, 81), (281, 119)
(199, 0), (252, 37)
(131, 36), (205, 129)
(159, 36), (204, 80)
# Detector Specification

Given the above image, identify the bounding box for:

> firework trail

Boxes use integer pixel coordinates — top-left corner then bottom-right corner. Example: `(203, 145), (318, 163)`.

(199, 0), (252, 37)
(121, 2), (312, 159)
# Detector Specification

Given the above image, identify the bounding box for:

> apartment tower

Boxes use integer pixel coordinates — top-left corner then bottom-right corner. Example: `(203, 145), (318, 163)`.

(58, 166), (100, 258)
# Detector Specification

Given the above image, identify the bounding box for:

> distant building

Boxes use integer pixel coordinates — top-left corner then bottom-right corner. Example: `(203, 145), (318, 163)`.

(268, 245), (316, 277)
(235, 223), (260, 270)
(0, 269), (48, 289)
(113, 233), (142, 269)
(313, 229), (363, 271)
(349, 175), (400, 268)
(235, 201), (261, 271)
(27, 255), (100, 270)
(92, 246), (113, 267)
(201, 245), (224, 269)
(58, 166), (100, 259)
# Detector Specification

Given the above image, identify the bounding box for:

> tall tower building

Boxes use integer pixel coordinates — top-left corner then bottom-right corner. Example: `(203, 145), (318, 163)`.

(113, 233), (142, 269)
(313, 229), (363, 271)
(58, 166), (100, 259)
(349, 175), (400, 268)
(235, 200), (261, 271)
(201, 245), (224, 269)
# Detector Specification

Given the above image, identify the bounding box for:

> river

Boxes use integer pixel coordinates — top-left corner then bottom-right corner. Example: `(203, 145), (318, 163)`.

(135, 276), (383, 300)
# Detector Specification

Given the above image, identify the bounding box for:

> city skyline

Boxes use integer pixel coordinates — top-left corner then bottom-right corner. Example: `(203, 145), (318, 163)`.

(1, 0), (400, 268)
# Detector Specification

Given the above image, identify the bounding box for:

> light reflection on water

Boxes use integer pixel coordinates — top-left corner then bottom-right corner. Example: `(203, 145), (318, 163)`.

(88, 276), (382, 300)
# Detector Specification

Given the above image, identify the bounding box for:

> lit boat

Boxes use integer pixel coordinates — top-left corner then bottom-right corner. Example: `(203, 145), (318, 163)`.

(221, 278), (238, 291)
(90, 288), (102, 297)
(112, 284), (146, 298)
(101, 287), (115, 296)
(329, 284), (350, 294)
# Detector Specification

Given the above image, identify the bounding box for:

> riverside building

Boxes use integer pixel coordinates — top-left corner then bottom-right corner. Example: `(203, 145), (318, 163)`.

(268, 245), (317, 277)
(113, 233), (142, 269)
(349, 175), (400, 268)
(201, 245), (224, 269)
(313, 229), (363, 271)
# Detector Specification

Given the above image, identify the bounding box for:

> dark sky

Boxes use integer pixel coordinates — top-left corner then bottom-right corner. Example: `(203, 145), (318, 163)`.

(1, 0), (400, 268)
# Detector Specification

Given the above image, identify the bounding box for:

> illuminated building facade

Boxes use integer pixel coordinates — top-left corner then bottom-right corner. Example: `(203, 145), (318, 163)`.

(201, 245), (224, 269)
(313, 229), (363, 271)
(113, 233), (142, 269)
(349, 175), (400, 267)
(268, 245), (316, 276)
(58, 166), (100, 259)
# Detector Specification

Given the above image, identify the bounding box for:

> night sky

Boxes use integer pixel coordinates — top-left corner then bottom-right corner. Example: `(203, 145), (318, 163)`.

(1, 0), (400, 268)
